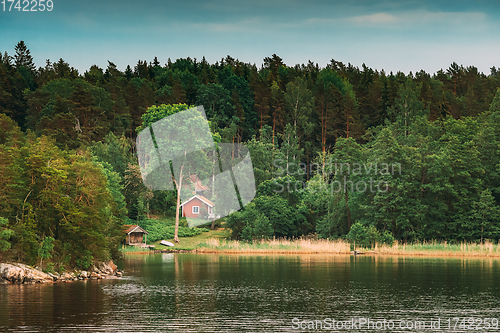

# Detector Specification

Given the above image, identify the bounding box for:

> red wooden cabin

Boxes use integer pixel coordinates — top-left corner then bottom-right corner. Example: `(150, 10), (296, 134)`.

(180, 195), (215, 219)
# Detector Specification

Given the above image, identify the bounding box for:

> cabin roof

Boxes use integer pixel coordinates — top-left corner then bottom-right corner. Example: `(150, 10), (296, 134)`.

(188, 174), (210, 191)
(123, 225), (149, 235)
(180, 194), (215, 207)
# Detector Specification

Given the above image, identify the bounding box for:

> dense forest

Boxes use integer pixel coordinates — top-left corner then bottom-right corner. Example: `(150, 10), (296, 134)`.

(1, 40), (500, 268)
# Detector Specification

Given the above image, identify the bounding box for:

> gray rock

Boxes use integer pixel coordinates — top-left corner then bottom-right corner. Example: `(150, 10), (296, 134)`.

(0, 263), (53, 284)
(97, 261), (116, 275)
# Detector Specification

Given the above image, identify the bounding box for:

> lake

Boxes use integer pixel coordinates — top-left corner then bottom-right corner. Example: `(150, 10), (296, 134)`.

(1, 254), (500, 332)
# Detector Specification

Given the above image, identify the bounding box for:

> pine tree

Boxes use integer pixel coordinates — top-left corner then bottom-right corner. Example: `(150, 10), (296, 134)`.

(14, 41), (36, 72)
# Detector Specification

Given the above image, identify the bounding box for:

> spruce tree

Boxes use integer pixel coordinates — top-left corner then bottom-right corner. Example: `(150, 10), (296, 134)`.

(14, 41), (36, 72)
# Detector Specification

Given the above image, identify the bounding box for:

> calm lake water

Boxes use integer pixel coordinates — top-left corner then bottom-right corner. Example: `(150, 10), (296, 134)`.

(2, 254), (500, 332)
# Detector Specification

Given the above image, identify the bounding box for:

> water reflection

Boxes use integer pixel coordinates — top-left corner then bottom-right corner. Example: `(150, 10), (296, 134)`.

(1, 254), (500, 332)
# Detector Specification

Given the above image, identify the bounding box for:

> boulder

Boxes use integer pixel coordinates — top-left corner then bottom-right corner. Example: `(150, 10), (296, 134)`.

(60, 272), (73, 281)
(107, 260), (117, 272)
(97, 262), (112, 275)
(96, 260), (117, 275)
(0, 263), (53, 283)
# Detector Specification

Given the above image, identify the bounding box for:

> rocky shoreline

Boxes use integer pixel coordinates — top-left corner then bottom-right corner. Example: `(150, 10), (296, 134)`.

(0, 261), (123, 284)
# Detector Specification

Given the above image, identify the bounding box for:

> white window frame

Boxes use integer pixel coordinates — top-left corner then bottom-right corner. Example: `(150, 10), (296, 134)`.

(192, 206), (199, 214)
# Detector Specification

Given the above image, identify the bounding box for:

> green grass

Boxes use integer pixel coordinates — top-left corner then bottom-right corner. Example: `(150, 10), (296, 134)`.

(119, 245), (155, 254)
(120, 215), (221, 253)
(152, 227), (231, 250)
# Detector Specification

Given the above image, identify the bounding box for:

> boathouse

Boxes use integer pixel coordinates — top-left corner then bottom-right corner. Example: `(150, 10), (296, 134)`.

(123, 225), (149, 245)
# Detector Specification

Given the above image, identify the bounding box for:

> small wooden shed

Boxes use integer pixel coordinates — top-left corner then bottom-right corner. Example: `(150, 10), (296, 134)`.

(123, 225), (149, 245)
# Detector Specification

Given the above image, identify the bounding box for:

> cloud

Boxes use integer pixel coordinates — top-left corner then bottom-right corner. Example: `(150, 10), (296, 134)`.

(306, 10), (489, 31)
(348, 10), (487, 27)
(188, 18), (265, 33)
(401, 10), (487, 24)
(350, 13), (397, 24)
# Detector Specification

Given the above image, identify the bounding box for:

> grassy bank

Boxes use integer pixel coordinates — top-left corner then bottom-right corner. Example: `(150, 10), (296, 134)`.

(121, 228), (500, 257)
(376, 240), (500, 257)
(120, 227), (231, 254)
(195, 238), (351, 254)
(195, 239), (500, 257)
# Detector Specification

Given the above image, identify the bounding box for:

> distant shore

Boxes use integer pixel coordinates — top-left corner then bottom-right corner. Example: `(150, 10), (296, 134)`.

(121, 238), (500, 258)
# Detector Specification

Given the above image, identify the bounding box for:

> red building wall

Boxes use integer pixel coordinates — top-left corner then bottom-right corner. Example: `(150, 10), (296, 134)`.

(182, 198), (205, 218)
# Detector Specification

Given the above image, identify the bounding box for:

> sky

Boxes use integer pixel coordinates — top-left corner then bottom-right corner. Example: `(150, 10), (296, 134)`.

(1, 0), (499, 75)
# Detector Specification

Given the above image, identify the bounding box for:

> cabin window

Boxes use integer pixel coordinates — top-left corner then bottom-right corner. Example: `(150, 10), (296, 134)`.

(192, 206), (199, 214)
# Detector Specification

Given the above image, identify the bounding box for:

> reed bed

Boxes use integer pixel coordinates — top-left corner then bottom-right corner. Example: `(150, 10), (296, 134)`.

(376, 240), (500, 257)
(195, 238), (352, 254)
(121, 236), (500, 258)
(194, 238), (500, 257)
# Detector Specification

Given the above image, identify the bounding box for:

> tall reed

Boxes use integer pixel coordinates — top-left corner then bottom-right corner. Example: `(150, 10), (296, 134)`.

(194, 238), (500, 257)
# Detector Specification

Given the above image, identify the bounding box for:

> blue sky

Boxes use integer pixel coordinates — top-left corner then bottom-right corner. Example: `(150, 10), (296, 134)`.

(1, 0), (499, 75)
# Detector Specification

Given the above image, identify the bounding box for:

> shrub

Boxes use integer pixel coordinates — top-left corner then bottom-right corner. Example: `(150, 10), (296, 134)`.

(76, 250), (94, 270)
(138, 218), (207, 242)
(379, 230), (395, 246)
(346, 223), (395, 249)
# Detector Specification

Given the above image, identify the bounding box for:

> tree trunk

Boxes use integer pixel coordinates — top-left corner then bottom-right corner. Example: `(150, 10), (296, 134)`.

(345, 188), (351, 230)
(346, 106), (350, 139)
(174, 165), (184, 243)
(272, 115), (276, 145)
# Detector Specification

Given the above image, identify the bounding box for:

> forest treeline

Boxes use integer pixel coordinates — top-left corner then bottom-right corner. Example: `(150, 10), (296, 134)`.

(1, 41), (500, 267)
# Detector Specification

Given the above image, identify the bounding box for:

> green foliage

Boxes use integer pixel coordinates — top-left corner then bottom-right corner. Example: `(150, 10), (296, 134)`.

(196, 83), (234, 130)
(246, 125), (282, 186)
(25, 78), (114, 148)
(137, 103), (191, 132)
(346, 223), (367, 247)
(138, 218), (207, 242)
(0, 115), (125, 267)
(44, 262), (55, 274)
(90, 132), (135, 180)
(232, 203), (275, 241)
(0, 217), (14, 251)
(38, 236), (54, 267)
(379, 230), (395, 246)
(227, 176), (310, 240)
(285, 77), (314, 144)
(316, 194), (348, 238)
(346, 223), (394, 249)
(76, 250), (94, 270)
(241, 213), (274, 241)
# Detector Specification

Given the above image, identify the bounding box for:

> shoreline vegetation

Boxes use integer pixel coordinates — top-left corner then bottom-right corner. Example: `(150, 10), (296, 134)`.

(121, 236), (500, 258)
